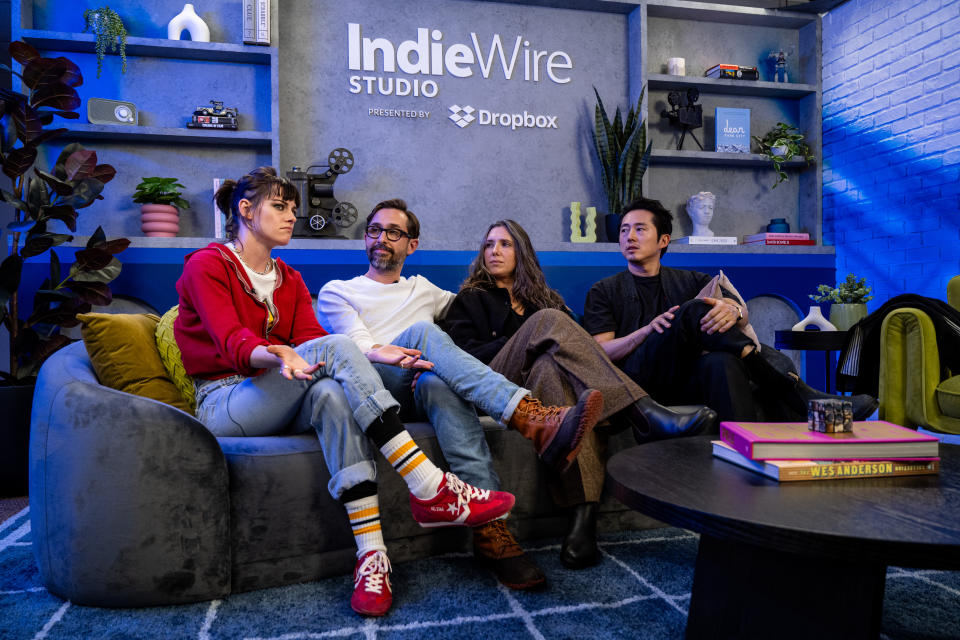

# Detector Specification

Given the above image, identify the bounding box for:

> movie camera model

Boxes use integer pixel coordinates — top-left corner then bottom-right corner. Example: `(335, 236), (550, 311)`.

(287, 148), (358, 238)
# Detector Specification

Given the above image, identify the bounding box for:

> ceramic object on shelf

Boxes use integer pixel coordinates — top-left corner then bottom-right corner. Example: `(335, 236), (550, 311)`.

(569, 202), (597, 243)
(829, 303), (868, 332)
(141, 204), (180, 237)
(767, 217), (790, 233)
(667, 57), (685, 76)
(168, 3), (211, 43)
(791, 306), (837, 331)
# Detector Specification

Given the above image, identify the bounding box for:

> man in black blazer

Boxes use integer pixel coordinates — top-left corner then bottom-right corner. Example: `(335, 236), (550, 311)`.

(583, 197), (877, 422)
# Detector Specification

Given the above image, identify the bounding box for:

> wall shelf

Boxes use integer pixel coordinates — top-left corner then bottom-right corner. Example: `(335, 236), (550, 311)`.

(54, 123), (273, 147)
(649, 148), (810, 167)
(18, 29), (276, 64)
(648, 74), (817, 98)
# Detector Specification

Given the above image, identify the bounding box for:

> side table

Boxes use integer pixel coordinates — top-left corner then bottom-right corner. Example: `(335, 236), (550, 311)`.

(774, 329), (848, 393)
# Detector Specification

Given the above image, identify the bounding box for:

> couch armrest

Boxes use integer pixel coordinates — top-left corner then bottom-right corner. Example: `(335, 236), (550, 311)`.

(30, 344), (232, 607)
(879, 308), (944, 430)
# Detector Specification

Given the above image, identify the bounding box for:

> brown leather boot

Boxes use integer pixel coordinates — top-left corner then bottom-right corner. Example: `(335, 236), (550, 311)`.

(507, 389), (604, 473)
(474, 519), (546, 590)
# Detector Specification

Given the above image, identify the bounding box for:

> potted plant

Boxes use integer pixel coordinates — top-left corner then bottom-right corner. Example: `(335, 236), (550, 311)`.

(752, 122), (815, 189)
(83, 6), (128, 78)
(810, 273), (874, 331)
(0, 41), (129, 495)
(591, 86), (653, 241)
(133, 177), (190, 237)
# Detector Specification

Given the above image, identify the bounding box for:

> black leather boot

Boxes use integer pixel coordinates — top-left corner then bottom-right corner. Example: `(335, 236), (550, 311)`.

(622, 396), (718, 444)
(561, 502), (599, 569)
(744, 350), (878, 420)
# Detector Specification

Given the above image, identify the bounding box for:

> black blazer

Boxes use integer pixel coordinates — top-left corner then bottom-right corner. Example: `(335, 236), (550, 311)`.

(442, 286), (537, 364)
(582, 266), (741, 339)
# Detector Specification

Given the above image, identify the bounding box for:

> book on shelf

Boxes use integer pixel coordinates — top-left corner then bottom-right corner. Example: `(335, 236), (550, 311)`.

(719, 420), (940, 461)
(715, 107), (750, 153)
(673, 236), (738, 245)
(742, 239), (816, 246)
(213, 178), (227, 238)
(242, 0), (256, 44)
(256, 0), (271, 45)
(193, 115), (238, 125)
(743, 232), (810, 242)
(187, 122), (239, 130)
(711, 440), (940, 482)
(705, 64), (759, 80)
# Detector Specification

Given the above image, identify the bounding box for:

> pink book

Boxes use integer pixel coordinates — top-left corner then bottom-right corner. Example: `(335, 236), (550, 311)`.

(719, 421), (940, 461)
(742, 232), (811, 242)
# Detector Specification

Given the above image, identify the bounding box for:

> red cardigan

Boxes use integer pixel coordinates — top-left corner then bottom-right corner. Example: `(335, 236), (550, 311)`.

(174, 243), (327, 379)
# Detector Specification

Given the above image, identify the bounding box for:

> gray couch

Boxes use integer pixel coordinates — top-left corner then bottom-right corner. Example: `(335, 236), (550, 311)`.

(29, 341), (656, 607)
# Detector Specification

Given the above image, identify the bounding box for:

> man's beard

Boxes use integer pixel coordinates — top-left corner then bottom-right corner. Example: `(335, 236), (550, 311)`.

(367, 243), (402, 270)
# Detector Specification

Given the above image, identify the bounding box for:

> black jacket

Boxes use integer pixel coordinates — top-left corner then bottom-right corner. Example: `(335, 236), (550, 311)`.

(836, 294), (960, 395)
(442, 286), (544, 364)
(582, 266), (740, 338)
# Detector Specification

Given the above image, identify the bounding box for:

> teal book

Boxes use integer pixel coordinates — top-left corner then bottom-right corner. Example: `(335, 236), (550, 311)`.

(715, 107), (750, 153)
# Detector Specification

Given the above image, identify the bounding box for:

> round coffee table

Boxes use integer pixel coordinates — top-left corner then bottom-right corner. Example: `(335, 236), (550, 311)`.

(607, 437), (960, 640)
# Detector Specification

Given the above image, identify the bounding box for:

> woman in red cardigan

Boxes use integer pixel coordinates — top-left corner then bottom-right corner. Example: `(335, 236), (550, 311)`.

(174, 167), (514, 616)
(443, 219), (714, 568)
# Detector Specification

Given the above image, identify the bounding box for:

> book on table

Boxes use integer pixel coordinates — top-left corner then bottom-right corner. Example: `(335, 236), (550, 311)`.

(719, 420), (940, 460)
(711, 440), (940, 481)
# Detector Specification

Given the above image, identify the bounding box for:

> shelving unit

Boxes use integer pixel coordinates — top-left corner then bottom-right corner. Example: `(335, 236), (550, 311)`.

(633, 1), (822, 244)
(10, 0), (279, 239)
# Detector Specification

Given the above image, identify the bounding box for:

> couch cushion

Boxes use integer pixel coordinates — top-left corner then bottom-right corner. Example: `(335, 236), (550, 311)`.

(156, 306), (196, 414)
(936, 375), (960, 419)
(77, 312), (193, 413)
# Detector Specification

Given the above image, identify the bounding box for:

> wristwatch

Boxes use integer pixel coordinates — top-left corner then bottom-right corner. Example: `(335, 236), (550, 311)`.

(731, 303), (743, 320)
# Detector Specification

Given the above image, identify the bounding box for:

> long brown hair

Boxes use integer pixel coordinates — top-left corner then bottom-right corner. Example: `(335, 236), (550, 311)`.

(461, 220), (566, 311)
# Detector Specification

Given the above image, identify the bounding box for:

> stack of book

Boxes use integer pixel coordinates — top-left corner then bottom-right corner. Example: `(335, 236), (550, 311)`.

(712, 421), (941, 482)
(705, 64), (759, 80)
(741, 232), (814, 246)
(187, 114), (239, 131)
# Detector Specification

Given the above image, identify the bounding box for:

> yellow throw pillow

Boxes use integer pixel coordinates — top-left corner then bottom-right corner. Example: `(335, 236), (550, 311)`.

(77, 312), (193, 414)
(155, 305), (196, 414)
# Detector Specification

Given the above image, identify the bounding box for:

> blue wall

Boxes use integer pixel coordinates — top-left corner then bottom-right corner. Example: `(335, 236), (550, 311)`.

(822, 0), (960, 308)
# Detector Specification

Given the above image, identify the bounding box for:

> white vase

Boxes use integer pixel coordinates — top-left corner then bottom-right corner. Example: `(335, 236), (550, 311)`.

(792, 306), (837, 331)
(168, 4), (211, 42)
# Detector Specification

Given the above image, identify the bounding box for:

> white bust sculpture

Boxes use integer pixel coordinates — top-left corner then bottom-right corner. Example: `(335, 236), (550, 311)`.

(687, 191), (716, 237)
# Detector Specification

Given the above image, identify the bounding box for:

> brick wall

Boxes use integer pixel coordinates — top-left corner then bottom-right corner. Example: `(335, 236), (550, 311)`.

(822, 0), (960, 308)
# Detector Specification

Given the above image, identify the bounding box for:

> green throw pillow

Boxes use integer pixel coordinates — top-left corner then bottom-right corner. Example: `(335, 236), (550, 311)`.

(936, 375), (960, 419)
(78, 312), (193, 414)
(156, 305), (196, 414)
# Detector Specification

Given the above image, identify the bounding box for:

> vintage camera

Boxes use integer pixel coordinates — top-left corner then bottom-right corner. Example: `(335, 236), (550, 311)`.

(287, 148), (358, 238)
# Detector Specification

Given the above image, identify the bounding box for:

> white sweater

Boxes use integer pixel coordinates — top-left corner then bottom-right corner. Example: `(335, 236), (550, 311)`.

(317, 274), (455, 353)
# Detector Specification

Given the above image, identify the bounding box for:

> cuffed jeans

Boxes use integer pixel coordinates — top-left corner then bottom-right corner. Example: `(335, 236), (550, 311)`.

(377, 322), (531, 489)
(195, 334), (399, 500)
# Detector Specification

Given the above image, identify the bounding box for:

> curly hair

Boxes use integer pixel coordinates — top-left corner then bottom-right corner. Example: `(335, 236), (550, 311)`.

(461, 220), (566, 312)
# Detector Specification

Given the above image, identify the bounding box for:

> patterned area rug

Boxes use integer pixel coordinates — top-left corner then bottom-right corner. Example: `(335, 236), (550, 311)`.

(2, 507), (959, 639)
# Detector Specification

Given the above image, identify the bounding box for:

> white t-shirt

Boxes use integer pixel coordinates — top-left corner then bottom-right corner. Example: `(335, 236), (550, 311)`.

(227, 243), (278, 325)
(317, 274), (455, 353)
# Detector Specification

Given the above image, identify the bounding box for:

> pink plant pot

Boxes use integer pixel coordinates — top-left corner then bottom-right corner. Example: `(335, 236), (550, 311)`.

(140, 204), (180, 237)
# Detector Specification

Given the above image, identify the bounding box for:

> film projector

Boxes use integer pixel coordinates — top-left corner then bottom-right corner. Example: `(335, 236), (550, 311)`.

(287, 148), (359, 238)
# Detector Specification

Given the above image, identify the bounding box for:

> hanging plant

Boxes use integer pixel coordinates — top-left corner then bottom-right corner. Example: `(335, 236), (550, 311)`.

(83, 7), (128, 78)
(752, 122), (815, 189)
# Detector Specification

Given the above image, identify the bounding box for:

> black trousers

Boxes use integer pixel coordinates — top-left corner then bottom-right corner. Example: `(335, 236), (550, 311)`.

(620, 299), (761, 422)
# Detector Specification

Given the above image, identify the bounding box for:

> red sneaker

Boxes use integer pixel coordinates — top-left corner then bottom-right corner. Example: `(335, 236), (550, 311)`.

(350, 550), (392, 617)
(410, 473), (515, 528)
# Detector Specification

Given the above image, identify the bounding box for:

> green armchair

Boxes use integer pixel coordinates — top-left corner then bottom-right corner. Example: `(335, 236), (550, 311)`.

(879, 276), (960, 434)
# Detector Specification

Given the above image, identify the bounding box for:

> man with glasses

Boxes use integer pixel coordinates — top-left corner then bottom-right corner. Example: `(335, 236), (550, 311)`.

(317, 199), (605, 592)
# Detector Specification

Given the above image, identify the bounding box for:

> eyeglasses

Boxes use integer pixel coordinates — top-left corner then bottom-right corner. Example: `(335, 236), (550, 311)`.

(365, 225), (412, 241)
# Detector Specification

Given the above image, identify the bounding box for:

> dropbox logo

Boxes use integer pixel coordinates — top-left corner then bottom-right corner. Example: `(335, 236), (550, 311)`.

(448, 104), (559, 131)
(449, 105), (476, 128)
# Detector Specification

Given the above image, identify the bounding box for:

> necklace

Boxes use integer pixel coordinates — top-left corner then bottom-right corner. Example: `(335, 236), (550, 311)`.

(229, 242), (274, 276)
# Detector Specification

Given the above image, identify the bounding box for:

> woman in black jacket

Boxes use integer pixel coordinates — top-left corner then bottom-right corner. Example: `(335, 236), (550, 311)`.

(443, 219), (715, 568)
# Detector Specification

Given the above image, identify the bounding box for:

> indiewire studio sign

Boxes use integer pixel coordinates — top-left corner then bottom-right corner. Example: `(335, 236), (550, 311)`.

(346, 23), (572, 130)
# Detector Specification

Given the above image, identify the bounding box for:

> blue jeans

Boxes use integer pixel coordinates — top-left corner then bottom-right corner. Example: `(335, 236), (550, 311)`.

(195, 334), (398, 500)
(379, 322), (530, 487)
